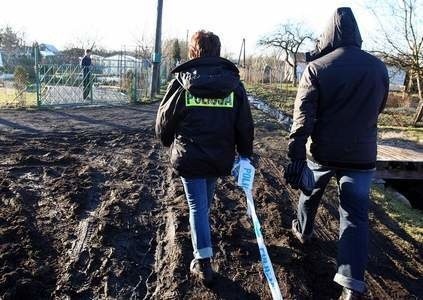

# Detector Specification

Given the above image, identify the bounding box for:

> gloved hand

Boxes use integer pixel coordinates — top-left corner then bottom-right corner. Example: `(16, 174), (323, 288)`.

(284, 160), (315, 196)
(232, 156), (251, 179)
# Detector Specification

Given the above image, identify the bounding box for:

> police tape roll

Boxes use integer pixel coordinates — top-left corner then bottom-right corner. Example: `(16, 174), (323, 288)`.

(237, 161), (283, 300)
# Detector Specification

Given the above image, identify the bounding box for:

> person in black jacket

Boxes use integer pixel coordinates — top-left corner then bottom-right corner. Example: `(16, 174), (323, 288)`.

(81, 49), (92, 100)
(284, 8), (389, 299)
(156, 30), (254, 285)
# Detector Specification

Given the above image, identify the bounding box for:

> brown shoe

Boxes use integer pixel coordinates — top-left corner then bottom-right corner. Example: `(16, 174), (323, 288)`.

(339, 287), (364, 300)
(190, 258), (214, 285)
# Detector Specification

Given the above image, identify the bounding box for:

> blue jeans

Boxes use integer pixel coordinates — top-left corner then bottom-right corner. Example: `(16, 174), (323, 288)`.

(181, 177), (217, 259)
(297, 160), (374, 293)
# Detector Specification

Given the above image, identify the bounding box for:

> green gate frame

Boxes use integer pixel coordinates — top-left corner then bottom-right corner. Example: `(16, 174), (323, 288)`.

(34, 44), (152, 107)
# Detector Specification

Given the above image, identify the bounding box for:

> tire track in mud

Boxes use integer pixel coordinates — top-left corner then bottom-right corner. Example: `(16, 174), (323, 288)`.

(0, 172), (56, 299)
(54, 167), (105, 298)
(149, 167), (188, 299)
(0, 129), (169, 299)
(52, 132), (170, 299)
(70, 170), (103, 258)
(0, 123), (188, 299)
(0, 133), (86, 299)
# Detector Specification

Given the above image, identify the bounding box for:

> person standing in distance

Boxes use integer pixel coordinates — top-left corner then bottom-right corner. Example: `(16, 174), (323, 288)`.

(81, 49), (92, 100)
(284, 7), (389, 300)
(156, 30), (254, 285)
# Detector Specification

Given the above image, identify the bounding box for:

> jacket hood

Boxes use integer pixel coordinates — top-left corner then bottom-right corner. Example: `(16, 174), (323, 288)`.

(171, 56), (240, 99)
(306, 7), (362, 62)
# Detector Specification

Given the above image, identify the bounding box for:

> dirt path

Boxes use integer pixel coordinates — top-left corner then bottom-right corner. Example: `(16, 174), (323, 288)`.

(0, 104), (421, 299)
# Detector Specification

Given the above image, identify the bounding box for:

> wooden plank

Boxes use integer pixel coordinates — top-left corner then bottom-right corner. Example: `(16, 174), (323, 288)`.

(377, 144), (423, 162)
(375, 169), (423, 180)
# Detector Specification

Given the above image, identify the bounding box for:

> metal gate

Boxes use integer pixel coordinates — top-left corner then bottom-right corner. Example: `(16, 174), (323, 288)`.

(36, 54), (153, 106)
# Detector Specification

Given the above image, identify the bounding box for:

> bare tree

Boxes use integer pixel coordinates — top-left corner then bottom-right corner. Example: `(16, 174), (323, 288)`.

(171, 40), (181, 64)
(258, 22), (314, 85)
(369, 0), (423, 125)
(133, 35), (154, 60)
(162, 38), (189, 67)
(66, 34), (102, 53)
(162, 39), (182, 68)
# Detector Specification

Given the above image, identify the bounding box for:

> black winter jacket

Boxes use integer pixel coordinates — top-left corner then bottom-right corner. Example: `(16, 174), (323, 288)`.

(81, 55), (91, 76)
(288, 7), (389, 169)
(155, 56), (254, 178)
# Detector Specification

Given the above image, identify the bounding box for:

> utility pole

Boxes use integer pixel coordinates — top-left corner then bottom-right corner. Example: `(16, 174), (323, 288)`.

(243, 38), (246, 68)
(186, 29), (189, 59)
(150, 0), (163, 98)
(237, 38), (246, 68)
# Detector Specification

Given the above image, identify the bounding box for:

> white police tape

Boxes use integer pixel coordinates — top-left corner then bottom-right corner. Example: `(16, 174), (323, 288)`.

(237, 160), (283, 300)
(237, 159), (255, 191)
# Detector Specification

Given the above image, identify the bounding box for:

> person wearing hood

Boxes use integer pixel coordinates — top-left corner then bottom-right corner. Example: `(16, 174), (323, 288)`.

(156, 30), (254, 285)
(284, 7), (389, 299)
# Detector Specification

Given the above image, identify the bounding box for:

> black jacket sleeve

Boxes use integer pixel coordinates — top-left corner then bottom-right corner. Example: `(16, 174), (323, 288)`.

(379, 65), (390, 113)
(155, 79), (184, 147)
(288, 64), (319, 160)
(234, 83), (254, 157)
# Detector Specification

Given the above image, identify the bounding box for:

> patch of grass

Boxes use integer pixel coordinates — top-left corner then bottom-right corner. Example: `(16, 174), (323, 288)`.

(371, 185), (423, 243)
(379, 126), (423, 132)
(405, 129), (423, 142)
(0, 88), (37, 108)
(246, 83), (297, 115)
(379, 126), (423, 143)
(378, 107), (416, 127)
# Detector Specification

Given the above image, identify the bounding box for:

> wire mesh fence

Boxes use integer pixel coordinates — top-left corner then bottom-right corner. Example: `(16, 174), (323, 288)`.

(38, 58), (152, 106)
(0, 45), (172, 108)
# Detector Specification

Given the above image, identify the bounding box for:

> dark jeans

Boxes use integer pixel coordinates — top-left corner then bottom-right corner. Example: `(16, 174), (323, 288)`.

(297, 160), (374, 293)
(181, 177), (217, 259)
(83, 73), (91, 100)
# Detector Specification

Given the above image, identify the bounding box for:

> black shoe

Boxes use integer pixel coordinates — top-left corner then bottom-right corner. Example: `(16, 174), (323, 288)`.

(339, 287), (364, 300)
(190, 258), (213, 285)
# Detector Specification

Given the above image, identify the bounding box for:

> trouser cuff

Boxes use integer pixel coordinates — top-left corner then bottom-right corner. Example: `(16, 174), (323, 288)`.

(334, 273), (366, 293)
(194, 247), (213, 259)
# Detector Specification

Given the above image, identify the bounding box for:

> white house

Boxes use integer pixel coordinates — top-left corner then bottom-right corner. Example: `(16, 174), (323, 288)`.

(387, 66), (406, 91)
(99, 55), (150, 75)
(39, 43), (60, 57)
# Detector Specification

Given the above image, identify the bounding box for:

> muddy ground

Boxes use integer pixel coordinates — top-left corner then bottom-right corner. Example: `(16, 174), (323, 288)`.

(0, 104), (421, 299)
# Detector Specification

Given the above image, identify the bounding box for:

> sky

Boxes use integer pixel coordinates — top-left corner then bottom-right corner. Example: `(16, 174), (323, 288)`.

(0, 0), (378, 56)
